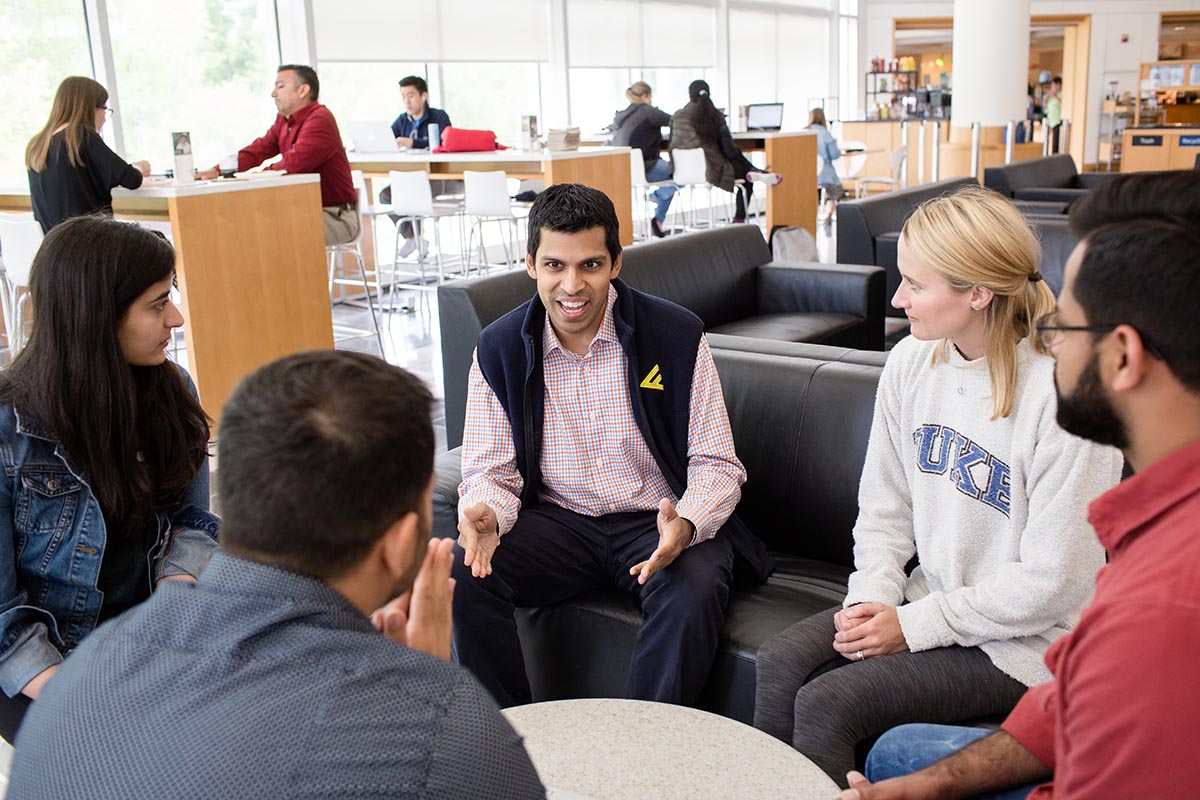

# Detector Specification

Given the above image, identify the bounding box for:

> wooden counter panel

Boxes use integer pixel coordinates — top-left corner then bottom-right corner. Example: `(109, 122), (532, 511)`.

(164, 180), (333, 424)
(543, 154), (633, 246)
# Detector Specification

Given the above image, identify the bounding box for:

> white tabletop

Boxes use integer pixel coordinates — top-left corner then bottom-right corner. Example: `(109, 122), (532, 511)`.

(503, 699), (841, 800)
(348, 146), (630, 165)
(111, 172), (319, 199)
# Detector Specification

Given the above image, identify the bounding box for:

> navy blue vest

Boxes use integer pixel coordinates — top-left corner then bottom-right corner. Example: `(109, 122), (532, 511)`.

(475, 278), (772, 582)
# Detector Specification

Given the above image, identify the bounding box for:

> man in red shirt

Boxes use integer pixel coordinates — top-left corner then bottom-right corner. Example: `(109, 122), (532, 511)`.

(838, 170), (1200, 799)
(199, 65), (358, 245)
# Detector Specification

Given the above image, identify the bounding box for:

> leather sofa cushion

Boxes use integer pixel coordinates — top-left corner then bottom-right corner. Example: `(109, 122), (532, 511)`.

(709, 312), (862, 344)
(985, 155), (1080, 196)
(1030, 217), (1078, 295)
(515, 553), (852, 723)
(836, 178), (976, 266)
(706, 333), (888, 367)
(618, 225), (769, 328)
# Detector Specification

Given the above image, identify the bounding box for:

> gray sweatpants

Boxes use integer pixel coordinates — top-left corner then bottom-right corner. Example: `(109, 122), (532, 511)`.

(753, 606), (1027, 788)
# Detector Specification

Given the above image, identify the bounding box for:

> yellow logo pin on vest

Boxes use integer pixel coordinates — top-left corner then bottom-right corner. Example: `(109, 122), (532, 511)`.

(640, 364), (665, 391)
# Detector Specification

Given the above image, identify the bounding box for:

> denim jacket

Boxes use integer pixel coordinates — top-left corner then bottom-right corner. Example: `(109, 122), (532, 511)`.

(0, 372), (219, 697)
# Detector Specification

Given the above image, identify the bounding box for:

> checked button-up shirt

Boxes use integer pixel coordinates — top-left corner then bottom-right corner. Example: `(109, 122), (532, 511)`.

(459, 285), (746, 546)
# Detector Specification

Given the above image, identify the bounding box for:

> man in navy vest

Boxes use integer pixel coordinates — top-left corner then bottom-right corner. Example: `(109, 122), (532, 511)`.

(452, 183), (771, 707)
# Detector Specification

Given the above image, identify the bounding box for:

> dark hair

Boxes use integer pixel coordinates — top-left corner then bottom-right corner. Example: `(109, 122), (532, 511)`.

(399, 75), (428, 95)
(1051, 76), (1063, 86)
(278, 64), (319, 101)
(217, 351), (434, 579)
(1069, 171), (1200, 391)
(0, 216), (210, 537)
(686, 79), (726, 145)
(526, 183), (622, 263)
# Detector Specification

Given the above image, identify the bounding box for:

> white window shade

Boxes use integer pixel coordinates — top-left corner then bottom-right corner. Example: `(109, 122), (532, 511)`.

(568, 0), (716, 68)
(312, 0), (550, 62)
(730, 8), (829, 130)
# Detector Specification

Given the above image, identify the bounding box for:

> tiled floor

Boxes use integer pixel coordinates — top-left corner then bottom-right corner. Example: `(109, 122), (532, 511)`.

(0, 216), (837, 790)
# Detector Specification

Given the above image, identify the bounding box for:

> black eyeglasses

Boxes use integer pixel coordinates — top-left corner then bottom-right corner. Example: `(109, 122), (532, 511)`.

(1035, 312), (1166, 362)
(98, 106), (114, 118)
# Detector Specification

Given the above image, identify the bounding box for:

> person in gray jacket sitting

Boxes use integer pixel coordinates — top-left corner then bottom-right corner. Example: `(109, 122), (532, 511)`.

(609, 81), (676, 237)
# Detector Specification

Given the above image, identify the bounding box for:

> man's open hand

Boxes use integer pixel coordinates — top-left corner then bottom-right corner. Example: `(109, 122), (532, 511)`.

(629, 498), (694, 585)
(457, 502), (500, 578)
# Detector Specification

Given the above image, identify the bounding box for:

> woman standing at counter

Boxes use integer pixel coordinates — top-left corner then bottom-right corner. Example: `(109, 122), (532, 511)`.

(25, 76), (151, 234)
(808, 108), (842, 222)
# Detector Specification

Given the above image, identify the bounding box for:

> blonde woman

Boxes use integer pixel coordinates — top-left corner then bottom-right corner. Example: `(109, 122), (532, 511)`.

(609, 81), (676, 237)
(26, 76), (150, 234)
(752, 186), (1123, 788)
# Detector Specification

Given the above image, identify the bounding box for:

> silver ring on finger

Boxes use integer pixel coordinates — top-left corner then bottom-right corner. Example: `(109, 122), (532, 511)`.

(857, 649), (865, 661)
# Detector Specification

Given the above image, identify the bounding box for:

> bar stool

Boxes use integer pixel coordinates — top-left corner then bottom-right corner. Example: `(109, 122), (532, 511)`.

(670, 148), (745, 230)
(326, 171), (384, 355)
(0, 213), (43, 359)
(385, 169), (465, 313)
(463, 170), (527, 274)
(629, 151), (675, 240)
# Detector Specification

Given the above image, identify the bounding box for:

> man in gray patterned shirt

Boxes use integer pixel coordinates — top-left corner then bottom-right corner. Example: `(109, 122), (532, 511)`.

(9, 351), (545, 799)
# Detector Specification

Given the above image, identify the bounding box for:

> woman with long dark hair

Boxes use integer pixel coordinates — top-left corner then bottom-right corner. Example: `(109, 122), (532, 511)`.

(26, 76), (151, 234)
(0, 216), (217, 743)
(669, 79), (781, 223)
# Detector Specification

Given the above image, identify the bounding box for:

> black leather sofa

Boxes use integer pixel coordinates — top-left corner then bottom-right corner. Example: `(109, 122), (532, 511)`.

(984, 155), (1115, 204)
(438, 225), (885, 448)
(433, 342), (885, 724)
(836, 178), (976, 320)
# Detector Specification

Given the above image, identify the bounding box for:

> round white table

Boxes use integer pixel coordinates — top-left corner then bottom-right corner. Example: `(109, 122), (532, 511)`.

(502, 698), (841, 800)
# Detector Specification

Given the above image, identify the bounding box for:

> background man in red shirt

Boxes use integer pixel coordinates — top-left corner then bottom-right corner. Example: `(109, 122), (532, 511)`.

(839, 170), (1200, 799)
(199, 64), (358, 246)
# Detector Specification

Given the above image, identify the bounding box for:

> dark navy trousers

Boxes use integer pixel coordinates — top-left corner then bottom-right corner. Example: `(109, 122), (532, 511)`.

(451, 502), (734, 707)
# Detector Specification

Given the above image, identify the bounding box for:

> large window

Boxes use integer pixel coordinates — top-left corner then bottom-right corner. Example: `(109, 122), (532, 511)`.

(569, 67), (708, 136)
(440, 63), (543, 147)
(730, 8), (829, 130)
(104, 0), (281, 169)
(0, 0), (93, 180)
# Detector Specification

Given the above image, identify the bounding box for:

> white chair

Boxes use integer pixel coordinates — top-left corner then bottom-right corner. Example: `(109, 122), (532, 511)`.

(463, 170), (526, 274)
(630, 151), (674, 241)
(0, 214), (43, 358)
(833, 140), (868, 197)
(385, 169), (465, 312)
(326, 170), (384, 355)
(671, 148), (746, 229)
(856, 146), (907, 198)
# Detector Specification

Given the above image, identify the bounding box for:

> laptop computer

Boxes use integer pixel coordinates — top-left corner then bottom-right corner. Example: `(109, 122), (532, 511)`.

(746, 103), (785, 132)
(347, 121), (403, 153)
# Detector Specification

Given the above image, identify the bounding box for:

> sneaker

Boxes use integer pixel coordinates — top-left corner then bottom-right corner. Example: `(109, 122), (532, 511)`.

(650, 218), (667, 238)
(397, 237), (417, 258)
(747, 171), (783, 186)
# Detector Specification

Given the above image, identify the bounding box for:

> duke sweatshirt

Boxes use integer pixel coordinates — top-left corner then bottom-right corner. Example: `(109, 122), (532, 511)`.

(844, 336), (1123, 686)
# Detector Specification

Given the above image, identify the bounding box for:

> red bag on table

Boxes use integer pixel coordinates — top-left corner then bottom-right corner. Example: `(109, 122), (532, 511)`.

(432, 127), (507, 153)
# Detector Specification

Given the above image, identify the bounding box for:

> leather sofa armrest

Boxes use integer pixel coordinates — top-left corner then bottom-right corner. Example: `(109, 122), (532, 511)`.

(756, 262), (886, 350)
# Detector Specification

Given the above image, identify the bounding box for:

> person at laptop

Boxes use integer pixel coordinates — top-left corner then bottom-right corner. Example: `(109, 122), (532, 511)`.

(609, 81), (676, 238)
(197, 64), (358, 246)
(670, 80), (781, 224)
(380, 75), (454, 259)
